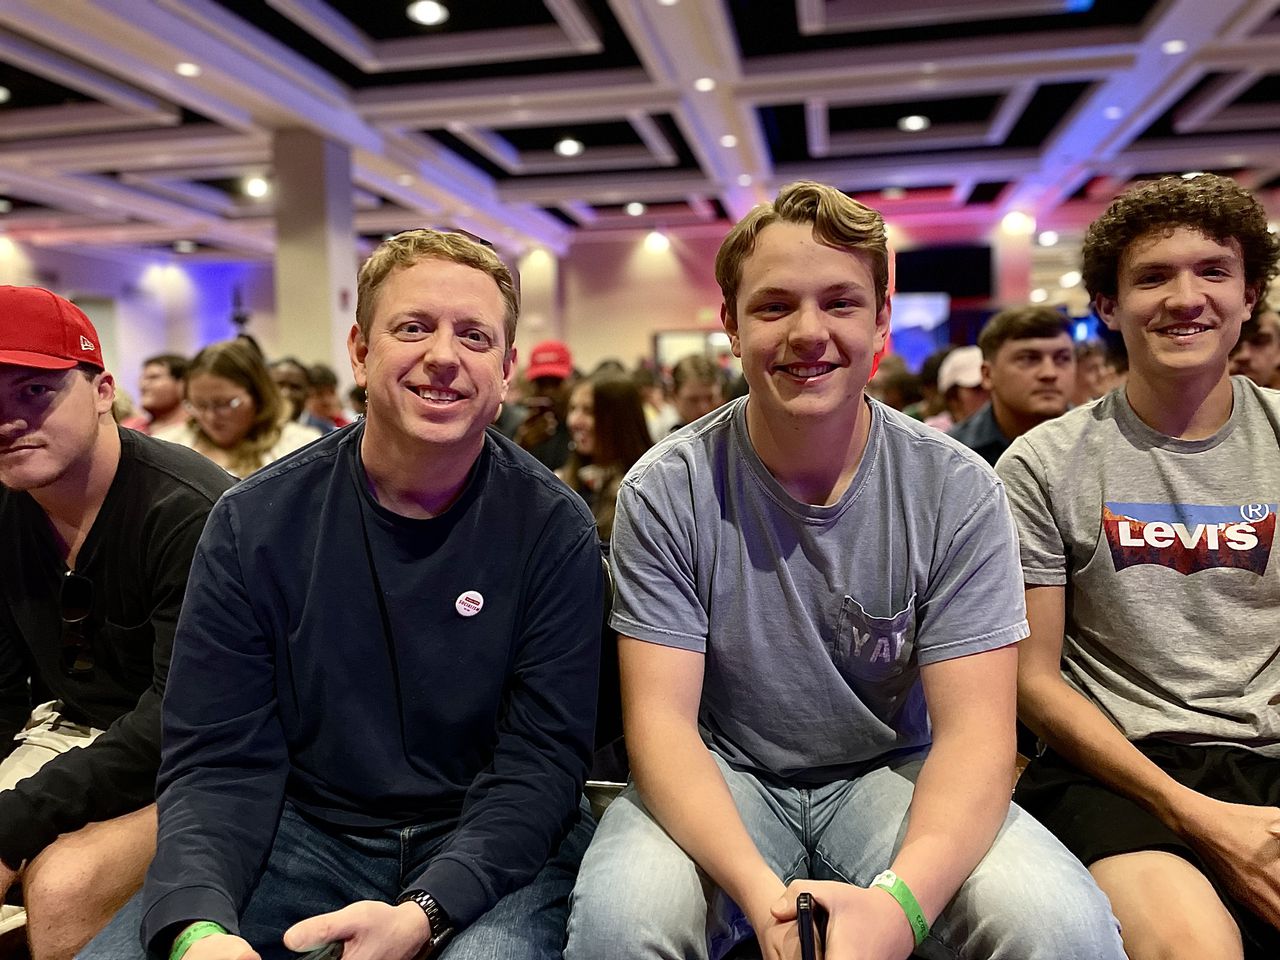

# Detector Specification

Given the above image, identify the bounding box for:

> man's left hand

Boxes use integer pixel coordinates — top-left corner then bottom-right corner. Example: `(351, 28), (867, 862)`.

(0, 862), (16, 902)
(772, 880), (916, 960)
(283, 901), (431, 960)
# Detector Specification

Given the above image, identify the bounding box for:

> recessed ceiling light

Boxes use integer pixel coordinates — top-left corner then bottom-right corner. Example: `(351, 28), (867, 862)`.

(174, 62), (201, 78)
(694, 77), (716, 92)
(1103, 105), (1123, 121)
(657, 0), (679, 6)
(554, 137), (584, 158)
(625, 201), (646, 216)
(897, 115), (930, 132)
(644, 230), (671, 253)
(881, 187), (907, 200)
(396, 173), (415, 186)
(737, 174), (753, 187)
(1030, 288), (1048, 303)
(0, 86), (10, 105)
(173, 239), (197, 254)
(1161, 39), (1187, 55)
(719, 134), (738, 148)
(406, 1), (449, 26)
(244, 176), (270, 198)
(921, 62), (938, 74)
(1001, 210), (1036, 235)
(92, 195), (111, 207)
(1180, 171), (1204, 180)
(1037, 230), (1059, 247)
(0, 199), (11, 214)
(1059, 270), (1082, 288)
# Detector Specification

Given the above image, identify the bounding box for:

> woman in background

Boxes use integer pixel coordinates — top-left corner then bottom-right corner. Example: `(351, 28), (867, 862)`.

(156, 339), (319, 478)
(558, 371), (652, 548)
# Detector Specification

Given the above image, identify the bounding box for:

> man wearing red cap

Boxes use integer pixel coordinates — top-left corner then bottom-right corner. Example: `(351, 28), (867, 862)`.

(514, 340), (575, 470)
(0, 286), (233, 959)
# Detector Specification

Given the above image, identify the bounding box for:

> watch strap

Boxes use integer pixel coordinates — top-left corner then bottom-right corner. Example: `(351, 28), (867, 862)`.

(396, 889), (454, 952)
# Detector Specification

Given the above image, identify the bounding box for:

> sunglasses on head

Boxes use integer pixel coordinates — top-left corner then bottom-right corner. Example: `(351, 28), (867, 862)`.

(60, 570), (94, 678)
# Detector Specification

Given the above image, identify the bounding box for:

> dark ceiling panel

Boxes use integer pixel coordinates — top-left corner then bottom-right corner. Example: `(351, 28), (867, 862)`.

(499, 120), (642, 152)
(967, 181), (1009, 204)
(0, 62), (94, 107)
(325, 0), (553, 41)
(1002, 81), (1092, 148)
(1236, 73), (1280, 104)
(829, 95), (999, 132)
(756, 103), (808, 164)
(1134, 73), (1224, 140)
(728, 0), (1156, 59)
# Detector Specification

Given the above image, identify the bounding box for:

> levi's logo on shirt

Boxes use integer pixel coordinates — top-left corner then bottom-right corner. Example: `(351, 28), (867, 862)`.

(1102, 501), (1275, 576)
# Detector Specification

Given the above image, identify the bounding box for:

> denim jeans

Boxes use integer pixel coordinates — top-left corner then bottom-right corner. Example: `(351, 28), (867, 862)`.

(565, 753), (1124, 960)
(79, 798), (595, 960)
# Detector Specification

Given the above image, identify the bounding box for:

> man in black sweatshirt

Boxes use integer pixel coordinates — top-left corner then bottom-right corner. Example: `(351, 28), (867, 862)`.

(0, 286), (233, 960)
(82, 230), (603, 960)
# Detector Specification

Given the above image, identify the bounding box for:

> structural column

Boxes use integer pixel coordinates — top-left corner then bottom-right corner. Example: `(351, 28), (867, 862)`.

(271, 128), (356, 371)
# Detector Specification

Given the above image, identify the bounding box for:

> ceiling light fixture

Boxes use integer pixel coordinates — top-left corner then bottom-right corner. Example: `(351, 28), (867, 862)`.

(1037, 230), (1059, 247)
(657, 0), (679, 6)
(244, 176), (270, 198)
(406, 1), (450, 26)
(174, 62), (201, 78)
(625, 202), (646, 216)
(644, 230), (671, 253)
(1161, 39), (1187, 55)
(1180, 171), (1204, 180)
(737, 174), (753, 187)
(173, 240), (197, 254)
(897, 115), (930, 132)
(1103, 105), (1123, 121)
(0, 199), (11, 214)
(554, 137), (584, 158)
(396, 173), (415, 186)
(1059, 270), (1082, 288)
(719, 134), (738, 148)
(1001, 210), (1036, 236)
(1030, 288), (1048, 303)
(694, 77), (716, 93)
(881, 187), (906, 199)
(0, 87), (11, 105)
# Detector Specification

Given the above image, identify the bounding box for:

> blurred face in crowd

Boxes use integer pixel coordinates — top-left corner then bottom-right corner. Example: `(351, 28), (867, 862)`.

(1073, 351), (1112, 404)
(1230, 309), (1280, 387)
(984, 333), (1075, 426)
(566, 380), (595, 458)
(138, 361), (183, 417)
(673, 377), (722, 426)
(0, 365), (113, 492)
(350, 257), (512, 459)
(271, 362), (308, 421)
(724, 222), (889, 427)
(186, 372), (257, 451)
(1097, 227), (1254, 385)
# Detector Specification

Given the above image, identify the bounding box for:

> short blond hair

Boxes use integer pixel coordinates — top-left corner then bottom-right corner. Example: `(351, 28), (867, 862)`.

(356, 230), (519, 349)
(715, 181), (889, 320)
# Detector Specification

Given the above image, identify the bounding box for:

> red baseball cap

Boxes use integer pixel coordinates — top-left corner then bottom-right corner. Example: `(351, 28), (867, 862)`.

(526, 340), (573, 381)
(0, 285), (104, 371)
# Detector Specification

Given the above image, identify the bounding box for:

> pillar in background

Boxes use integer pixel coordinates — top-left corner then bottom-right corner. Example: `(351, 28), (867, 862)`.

(271, 128), (356, 373)
(992, 226), (1033, 307)
(514, 247), (561, 367)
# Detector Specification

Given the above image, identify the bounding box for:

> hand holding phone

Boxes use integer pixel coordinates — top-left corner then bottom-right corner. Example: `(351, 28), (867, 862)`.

(797, 892), (819, 960)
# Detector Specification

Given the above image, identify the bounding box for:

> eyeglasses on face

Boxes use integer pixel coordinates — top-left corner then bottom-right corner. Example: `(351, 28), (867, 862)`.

(185, 395), (248, 415)
(60, 570), (94, 678)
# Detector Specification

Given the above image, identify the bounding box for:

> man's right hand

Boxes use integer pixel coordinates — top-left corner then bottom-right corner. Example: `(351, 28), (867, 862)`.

(183, 932), (260, 960)
(1173, 793), (1280, 926)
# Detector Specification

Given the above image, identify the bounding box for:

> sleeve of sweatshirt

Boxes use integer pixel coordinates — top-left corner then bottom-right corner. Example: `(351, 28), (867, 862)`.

(402, 518), (603, 929)
(0, 510), (210, 869)
(140, 500), (291, 956)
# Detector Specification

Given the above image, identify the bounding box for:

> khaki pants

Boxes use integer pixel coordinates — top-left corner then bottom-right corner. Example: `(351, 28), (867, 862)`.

(0, 702), (104, 933)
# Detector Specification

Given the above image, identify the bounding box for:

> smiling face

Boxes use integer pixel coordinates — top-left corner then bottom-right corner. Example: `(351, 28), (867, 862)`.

(1097, 227), (1255, 387)
(724, 221), (889, 429)
(350, 257), (512, 462)
(0, 365), (113, 492)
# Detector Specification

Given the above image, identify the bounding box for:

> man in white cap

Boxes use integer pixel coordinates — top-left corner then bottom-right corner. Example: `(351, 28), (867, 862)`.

(0, 286), (233, 959)
(935, 345), (987, 429)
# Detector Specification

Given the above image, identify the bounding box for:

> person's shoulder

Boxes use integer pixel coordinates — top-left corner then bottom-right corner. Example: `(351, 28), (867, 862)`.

(1235, 375), (1280, 419)
(877, 401), (999, 486)
(120, 427), (235, 504)
(484, 429), (596, 532)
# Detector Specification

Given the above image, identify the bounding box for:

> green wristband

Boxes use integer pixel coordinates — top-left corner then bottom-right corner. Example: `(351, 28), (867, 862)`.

(869, 870), (929, 946)
(170, 921), (228, 960)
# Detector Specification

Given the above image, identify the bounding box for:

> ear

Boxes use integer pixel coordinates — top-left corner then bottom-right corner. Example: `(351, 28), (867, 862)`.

(1095, 293), (1121, 332)
(347, 324), (368, 389)
(94, 371), (116, 417)
(721, 303), (742, 359)
(500, 346), (517, 402)
(873, 294), (892, 353)
(980, 360), (994, 392)
(1243, 283), (1260, 317)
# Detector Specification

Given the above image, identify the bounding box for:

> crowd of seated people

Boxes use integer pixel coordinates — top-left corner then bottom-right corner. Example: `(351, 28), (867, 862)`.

(0, 169), (1275, 960)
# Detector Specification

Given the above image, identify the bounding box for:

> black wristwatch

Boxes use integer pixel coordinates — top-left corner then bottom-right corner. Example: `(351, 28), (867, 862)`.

(396, 889), (455, 955)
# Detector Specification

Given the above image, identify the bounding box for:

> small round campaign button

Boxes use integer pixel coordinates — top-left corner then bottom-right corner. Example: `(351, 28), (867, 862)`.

(455, 590), (484, 617)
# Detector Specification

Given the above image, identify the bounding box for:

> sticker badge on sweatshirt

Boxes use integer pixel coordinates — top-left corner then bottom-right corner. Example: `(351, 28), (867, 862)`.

(1102, 501), (1275, 576)
(455, 590), (484, 617)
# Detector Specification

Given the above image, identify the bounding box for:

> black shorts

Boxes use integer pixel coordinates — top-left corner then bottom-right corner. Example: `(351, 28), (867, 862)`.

(1014, 740), (1280, 957)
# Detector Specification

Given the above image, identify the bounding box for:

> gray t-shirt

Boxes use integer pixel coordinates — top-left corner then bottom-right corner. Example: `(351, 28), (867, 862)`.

(610, 397), (1028, 783)
(997, 377), (1280, 755)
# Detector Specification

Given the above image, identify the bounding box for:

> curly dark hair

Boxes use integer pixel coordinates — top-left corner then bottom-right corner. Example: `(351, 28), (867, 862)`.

(1081, 174), (1279, 303)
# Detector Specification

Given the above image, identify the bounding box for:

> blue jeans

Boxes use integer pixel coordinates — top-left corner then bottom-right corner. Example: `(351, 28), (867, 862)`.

(565, 753), (1124, 960)
(79, 799), (595, 960)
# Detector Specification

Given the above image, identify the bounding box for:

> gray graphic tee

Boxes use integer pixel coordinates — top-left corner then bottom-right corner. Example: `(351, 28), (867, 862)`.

(610, 397), (1028, 783)
(997, 377), (1280, 755)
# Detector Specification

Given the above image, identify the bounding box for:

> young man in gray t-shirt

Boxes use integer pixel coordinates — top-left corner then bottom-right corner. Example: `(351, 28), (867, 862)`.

(999, 174), (1280, 960)
(565, 181), (1122, 960)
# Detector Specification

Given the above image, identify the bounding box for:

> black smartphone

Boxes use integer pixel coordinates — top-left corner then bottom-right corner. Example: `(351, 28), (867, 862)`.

(797, 892), (818, 960)
(298, 943), (343, 960)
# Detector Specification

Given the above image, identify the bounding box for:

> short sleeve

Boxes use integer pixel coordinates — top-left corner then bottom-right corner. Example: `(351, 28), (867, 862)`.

(996, 436), (1068, 586)
(608, 468), (707, 651)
